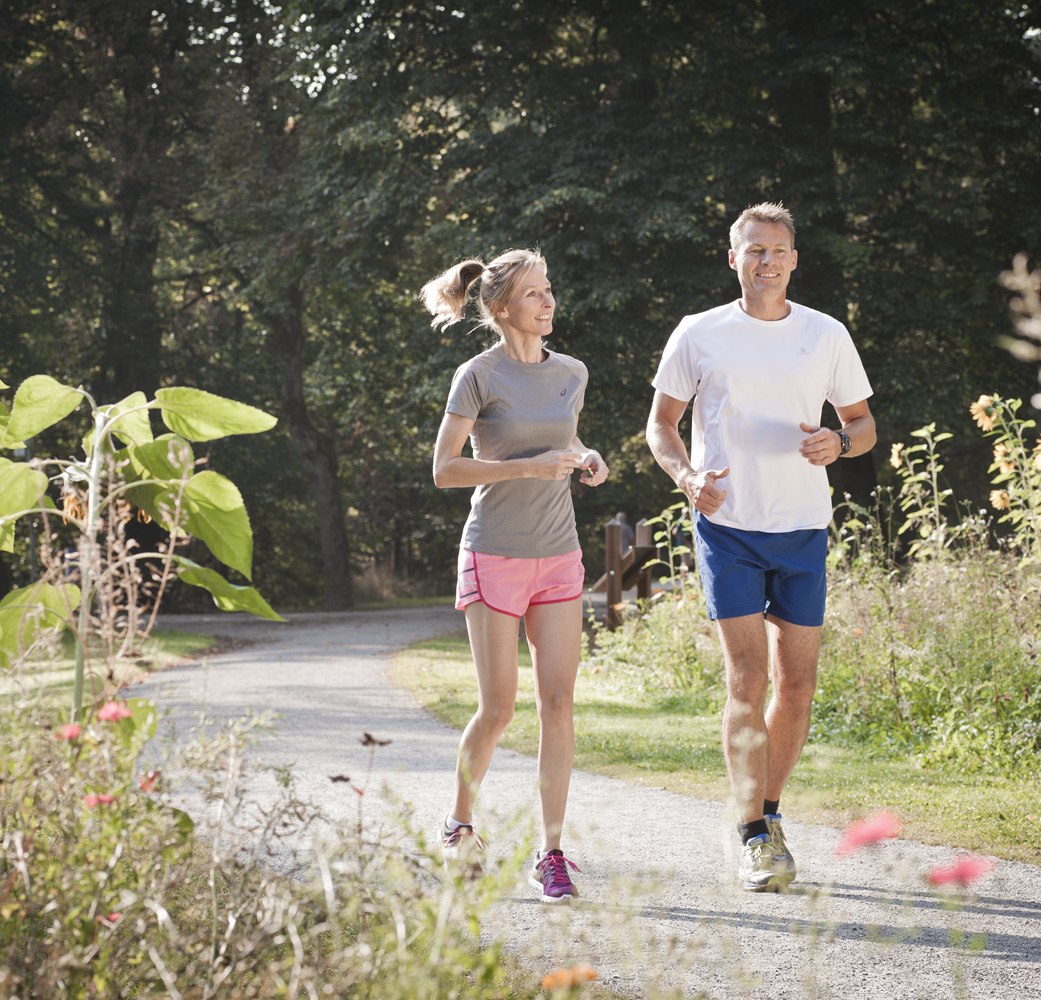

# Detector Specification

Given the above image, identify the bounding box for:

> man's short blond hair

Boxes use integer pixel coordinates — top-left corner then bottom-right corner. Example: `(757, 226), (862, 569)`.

(729, 202), (796, 249)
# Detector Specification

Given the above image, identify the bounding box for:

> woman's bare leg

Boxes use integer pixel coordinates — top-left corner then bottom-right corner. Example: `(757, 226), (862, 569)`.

(451, 601), (520, 823)
(523, 598), (583, 851)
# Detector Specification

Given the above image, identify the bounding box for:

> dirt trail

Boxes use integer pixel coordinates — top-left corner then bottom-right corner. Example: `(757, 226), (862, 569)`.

(144, 607), (1041, 1000)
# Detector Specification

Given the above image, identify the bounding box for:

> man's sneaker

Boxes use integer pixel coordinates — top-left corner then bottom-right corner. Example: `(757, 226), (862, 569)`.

(765, 812), (797, 882)
(739, 833), (795, 892)
(440, 819), (485, 876)
(529, 849), (581, 903)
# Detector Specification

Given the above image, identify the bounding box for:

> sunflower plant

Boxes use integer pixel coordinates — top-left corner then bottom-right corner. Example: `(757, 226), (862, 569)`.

(969, 392), (1041, 567)
(0, 374), (283, 720)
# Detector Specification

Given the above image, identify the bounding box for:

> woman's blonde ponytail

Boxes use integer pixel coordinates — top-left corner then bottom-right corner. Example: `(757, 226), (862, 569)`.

(421, 258), (484, 331)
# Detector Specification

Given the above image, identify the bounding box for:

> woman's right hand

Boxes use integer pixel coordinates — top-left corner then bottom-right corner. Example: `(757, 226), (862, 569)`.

(527, 449), (585, 480)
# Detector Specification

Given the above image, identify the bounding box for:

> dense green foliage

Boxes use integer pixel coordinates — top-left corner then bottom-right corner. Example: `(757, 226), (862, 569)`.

(2, 1), (1039, 609)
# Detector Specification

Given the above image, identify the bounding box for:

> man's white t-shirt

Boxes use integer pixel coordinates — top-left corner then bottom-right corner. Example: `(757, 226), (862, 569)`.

(652, 300), (873, 533)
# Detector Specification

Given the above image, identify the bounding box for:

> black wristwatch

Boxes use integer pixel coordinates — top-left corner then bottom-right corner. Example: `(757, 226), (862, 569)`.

(838, 429), (853, 456)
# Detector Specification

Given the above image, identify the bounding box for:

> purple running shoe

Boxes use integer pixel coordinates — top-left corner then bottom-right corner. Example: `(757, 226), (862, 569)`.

(440, 819), (485, 877)
(529, 849), (581, 903)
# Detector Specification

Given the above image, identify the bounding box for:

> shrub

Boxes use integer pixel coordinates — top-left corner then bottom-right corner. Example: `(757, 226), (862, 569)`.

(0, 687), (533, 998)
(586, 590), (724, 706)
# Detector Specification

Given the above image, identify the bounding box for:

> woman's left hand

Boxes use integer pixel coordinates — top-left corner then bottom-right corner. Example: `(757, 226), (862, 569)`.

(578, 450), (609, 487)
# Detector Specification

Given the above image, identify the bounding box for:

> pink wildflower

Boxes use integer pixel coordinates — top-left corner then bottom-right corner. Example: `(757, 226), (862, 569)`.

(55, 723), (81, 741)
(83, 793), (117, 809)
(139, 770), (160, 793)
(835, 810), (902, 856)
(927, 855), (996, 887)
(97, 701), (132, 722)
(97, 912), (122, 925)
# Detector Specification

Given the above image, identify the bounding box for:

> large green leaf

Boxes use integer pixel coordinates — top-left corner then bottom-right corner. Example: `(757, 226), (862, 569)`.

(174, 558), (285, 622)
(182, 470), (253, 579)
(122, 482), (166, 522)
(155, 387), (277, 442)
(6, 375), (83, 442)
(0, 398), (21, 451)
(0, 582), (80, 668)
(104, 391), (154, 446)
(125, 434), (195, 482)
(117, 436), (196, 527)
(0, 459), (51, 553)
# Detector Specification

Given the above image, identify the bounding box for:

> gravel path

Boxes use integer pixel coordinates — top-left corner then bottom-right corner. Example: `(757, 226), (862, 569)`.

(143, 606), (1041, 1000)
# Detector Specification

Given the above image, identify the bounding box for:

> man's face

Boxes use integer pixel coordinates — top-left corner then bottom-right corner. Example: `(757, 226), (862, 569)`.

(728, 221), (798, 299)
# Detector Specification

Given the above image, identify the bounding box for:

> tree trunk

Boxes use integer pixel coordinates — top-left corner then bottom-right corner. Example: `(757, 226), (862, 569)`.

(100, 199), (162, 399)
(266, 286), (354, 609)
(769, 16), (878, 510)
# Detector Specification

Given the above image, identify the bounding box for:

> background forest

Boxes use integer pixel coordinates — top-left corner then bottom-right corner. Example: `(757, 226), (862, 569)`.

(3, 0), (1040, 611)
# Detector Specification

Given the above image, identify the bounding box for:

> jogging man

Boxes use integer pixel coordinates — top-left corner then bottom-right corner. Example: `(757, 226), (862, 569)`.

(646, 202), (875, 891)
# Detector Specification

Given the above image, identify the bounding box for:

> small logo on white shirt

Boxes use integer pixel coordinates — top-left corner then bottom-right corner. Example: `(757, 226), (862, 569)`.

(798, 347), (811, 355)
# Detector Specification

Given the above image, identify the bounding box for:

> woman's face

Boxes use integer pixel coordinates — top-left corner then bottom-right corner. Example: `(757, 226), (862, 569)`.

(498, 265), (555, 337)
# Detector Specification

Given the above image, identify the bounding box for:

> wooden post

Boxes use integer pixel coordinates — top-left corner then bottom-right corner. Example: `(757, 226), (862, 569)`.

(635, 518), (653, 602)
(605, 519), (622, 630)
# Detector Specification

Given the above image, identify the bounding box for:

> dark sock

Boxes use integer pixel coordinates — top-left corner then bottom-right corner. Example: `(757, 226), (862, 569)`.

(764, 799), (780, 817)
(739, 819), (770, 844)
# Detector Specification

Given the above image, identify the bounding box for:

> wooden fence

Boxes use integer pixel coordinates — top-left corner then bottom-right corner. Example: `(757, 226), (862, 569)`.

(588, 517), (659, 630)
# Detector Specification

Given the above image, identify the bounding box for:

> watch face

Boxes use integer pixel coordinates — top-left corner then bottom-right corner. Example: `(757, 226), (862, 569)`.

(840, 431), (852, 455)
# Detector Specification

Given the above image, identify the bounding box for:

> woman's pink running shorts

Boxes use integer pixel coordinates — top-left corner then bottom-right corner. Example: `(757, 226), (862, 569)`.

(454, 548), (585, 618)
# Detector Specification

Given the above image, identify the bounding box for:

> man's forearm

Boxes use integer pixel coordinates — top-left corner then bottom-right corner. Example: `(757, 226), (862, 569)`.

(647, 416), (695, 488)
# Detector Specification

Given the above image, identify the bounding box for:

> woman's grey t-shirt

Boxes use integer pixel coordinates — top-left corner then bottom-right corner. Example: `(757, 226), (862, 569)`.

(445, 342), (587, 558)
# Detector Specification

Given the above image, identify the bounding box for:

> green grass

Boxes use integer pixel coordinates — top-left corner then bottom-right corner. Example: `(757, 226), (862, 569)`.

(10, 628), (225, 697)
(391, 632), (1038, 864)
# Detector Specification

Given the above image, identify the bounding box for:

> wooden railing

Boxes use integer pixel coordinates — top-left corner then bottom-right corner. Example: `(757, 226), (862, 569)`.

(589, 517), (659, 630)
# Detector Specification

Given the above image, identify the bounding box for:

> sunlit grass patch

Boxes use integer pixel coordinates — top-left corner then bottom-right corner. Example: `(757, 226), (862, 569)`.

(393, 631), (1037, 863)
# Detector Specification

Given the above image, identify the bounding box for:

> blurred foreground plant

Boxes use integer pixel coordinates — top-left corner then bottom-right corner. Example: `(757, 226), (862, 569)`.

(0, 685), (530, 998)
(999, 253), (1041, 407)
(0, 375), (283, 720)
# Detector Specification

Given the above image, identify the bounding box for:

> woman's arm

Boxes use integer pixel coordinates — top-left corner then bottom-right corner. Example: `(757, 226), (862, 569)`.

(433, 412), (585, 488)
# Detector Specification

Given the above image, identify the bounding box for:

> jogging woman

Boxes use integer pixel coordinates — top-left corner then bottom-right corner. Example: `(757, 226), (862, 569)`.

(423, 248), (608, 903)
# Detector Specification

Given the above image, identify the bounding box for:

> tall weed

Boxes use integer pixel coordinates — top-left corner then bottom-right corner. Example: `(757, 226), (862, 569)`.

(586, 499), (722, 702)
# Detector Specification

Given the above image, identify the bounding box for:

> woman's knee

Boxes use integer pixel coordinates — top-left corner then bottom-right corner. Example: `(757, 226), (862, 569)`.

(475, 701), (514, 735)
(536, 689), (575, 726)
